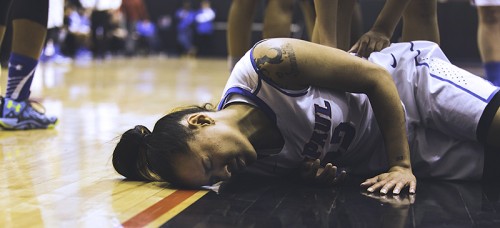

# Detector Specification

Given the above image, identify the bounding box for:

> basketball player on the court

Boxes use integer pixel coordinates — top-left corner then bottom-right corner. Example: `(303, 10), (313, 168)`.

(112, 5), (500, 194)
(473, 0), (500, 86)
(0, 0), (57, 130)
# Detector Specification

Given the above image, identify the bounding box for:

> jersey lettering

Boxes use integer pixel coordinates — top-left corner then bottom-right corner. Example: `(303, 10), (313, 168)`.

(302, 101), (356, 163)
(322, 122), (356, 165)
(302, 101), (332, 158)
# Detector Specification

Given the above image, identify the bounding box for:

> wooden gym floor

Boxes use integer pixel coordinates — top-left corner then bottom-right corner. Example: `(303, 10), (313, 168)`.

(0, 56), (499, 227)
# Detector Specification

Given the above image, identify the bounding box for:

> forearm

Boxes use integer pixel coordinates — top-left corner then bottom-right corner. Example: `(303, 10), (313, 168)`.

(371, 0), (411, 37)
(255, 38), (413, 170)
(367, 71), (411, 169)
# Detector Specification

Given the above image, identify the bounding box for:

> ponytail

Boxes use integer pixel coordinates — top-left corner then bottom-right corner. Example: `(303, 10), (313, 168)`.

(112, 125), (160, 181)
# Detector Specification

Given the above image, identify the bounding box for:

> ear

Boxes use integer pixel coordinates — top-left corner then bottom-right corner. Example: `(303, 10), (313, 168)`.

(186, 113), (215, 129)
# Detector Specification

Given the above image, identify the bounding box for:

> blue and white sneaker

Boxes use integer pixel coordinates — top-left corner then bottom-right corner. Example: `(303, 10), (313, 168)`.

(0, 97), (58, 130)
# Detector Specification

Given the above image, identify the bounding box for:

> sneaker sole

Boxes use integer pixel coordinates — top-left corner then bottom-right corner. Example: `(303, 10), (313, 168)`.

(0, 119), (58, 130)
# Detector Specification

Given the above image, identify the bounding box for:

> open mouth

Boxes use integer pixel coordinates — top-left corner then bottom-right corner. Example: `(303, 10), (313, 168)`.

(228, 157), (246, 174)
(236, 157), (246, 171)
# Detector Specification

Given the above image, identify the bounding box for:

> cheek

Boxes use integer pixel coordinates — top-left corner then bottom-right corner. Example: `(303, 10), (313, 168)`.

(174, 155), (207, 186)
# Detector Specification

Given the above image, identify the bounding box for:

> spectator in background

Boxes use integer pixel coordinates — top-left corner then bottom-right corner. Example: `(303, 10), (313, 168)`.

(120, 0), (149, 56)
(176, 1), (196, 57)
(42, 0), (66, 63)
(108, 8), (127, 55)
(194, 0), (215, 57)
(135, 19), (157, 55)
(62, 4), (91, 59)
(80, 0), (122, 59)
(474, 0), (500, 86)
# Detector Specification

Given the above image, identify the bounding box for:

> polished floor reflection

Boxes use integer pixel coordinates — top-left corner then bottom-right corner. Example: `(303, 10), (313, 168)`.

(0, 57), (498, 227)
(166, 175), (500, 228)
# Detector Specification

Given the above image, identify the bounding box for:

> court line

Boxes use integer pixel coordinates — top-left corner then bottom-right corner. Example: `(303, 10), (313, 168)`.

(122, 190), (204, 227)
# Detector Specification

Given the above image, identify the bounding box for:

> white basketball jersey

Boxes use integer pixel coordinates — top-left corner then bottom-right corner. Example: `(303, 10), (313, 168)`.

(218, 40), (499, 180)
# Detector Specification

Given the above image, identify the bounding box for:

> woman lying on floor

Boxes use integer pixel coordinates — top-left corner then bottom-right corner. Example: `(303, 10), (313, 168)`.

(112, 36), (500, 195)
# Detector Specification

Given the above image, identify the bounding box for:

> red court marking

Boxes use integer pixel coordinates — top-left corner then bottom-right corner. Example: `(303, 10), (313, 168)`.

(122, 190), (198, 227)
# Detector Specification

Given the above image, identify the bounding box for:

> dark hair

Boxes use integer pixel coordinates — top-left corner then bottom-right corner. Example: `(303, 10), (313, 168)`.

(112, 104), (214, 186)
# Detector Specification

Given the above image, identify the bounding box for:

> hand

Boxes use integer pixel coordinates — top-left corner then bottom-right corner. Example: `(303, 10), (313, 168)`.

(349, 30), (391, 58)
(300, 159), (346, 186)
(360, 167), (416, 194)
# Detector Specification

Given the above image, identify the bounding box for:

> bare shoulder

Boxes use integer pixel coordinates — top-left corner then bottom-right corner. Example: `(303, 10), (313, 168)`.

(252, 38), (306, 89)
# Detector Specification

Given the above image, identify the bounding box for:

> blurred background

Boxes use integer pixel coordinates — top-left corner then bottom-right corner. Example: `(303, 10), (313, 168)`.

(0, 0), (482, 66)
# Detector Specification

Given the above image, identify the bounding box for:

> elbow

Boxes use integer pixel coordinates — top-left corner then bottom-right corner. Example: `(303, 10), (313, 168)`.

(364, 66), (394, 96)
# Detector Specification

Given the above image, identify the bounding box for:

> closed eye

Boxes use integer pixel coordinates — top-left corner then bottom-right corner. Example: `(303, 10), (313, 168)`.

(202, 157), (211, 175)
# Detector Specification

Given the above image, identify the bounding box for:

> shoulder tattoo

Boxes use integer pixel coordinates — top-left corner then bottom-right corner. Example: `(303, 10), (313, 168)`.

(254, 43), (299, 80)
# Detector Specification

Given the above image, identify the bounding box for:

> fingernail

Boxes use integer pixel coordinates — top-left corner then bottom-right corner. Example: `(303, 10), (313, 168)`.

(393, 189), (400, 194)
(367, 188), (373, 192)
(380, 189), (387, 194)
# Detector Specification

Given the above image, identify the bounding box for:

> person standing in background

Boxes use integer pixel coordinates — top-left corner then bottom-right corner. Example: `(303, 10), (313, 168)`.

(80, 0), (122, 59)
(226, 0), (294, 71)
(42, 0), (66, 63)
(120, 0), (149, 56)
(474, 0), (500, 86)
(0, 0), (58, 130)
(195, 0), (216, 57)
(176, 1), (196, 57)
(349, 0), (439, 58)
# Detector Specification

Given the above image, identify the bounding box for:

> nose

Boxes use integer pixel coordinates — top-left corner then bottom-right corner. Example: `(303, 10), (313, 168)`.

(212, 165), (231, 181)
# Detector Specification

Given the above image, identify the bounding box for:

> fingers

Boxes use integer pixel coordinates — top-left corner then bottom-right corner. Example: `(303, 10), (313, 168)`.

(316, 163), (334, 182)
(300, 159), (320, 181)
(350, 32), (391, 58)
(360, 176), (378, 187)
(356, 39), (369, 58)
(300, 159), (347, 187)
(392, 182), (405, 194)
(362, 175), (417, 194)
(348, 42), (360, 54)
(315, 163), (346, 186)
(375, 39), (390, 53)
(366, 179), (389, 194)
(409, 181), (417, 194)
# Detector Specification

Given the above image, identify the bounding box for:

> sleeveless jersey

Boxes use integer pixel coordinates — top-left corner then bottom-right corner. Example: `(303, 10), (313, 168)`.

(218, 40), (500, 180)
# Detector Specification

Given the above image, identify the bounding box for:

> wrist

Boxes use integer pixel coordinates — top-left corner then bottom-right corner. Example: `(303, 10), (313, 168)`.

(389, 164), (412, 172)
(370, 26), (393, 38)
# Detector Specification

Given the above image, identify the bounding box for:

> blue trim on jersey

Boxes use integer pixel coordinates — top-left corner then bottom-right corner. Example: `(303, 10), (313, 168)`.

(414, 50), (430, 68)
(410, 41), (498, 102)
(217, 87), (277, 124)
(249, 42), (309, 97)
(428, 73), (498, 103)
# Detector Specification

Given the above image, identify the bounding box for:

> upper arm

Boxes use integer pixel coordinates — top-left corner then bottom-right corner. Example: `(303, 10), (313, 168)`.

(252, 38), (393, 94)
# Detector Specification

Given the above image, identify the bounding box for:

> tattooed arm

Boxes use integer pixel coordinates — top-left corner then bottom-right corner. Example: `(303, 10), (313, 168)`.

(253, 38), (416, 194)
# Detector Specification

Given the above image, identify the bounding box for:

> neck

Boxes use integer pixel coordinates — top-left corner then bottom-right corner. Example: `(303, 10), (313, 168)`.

(222, 104), (282, 150)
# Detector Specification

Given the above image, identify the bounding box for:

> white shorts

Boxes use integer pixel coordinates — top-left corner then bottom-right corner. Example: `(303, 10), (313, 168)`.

(370, 41), (500, 180)
(471, 0), (500, 6)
